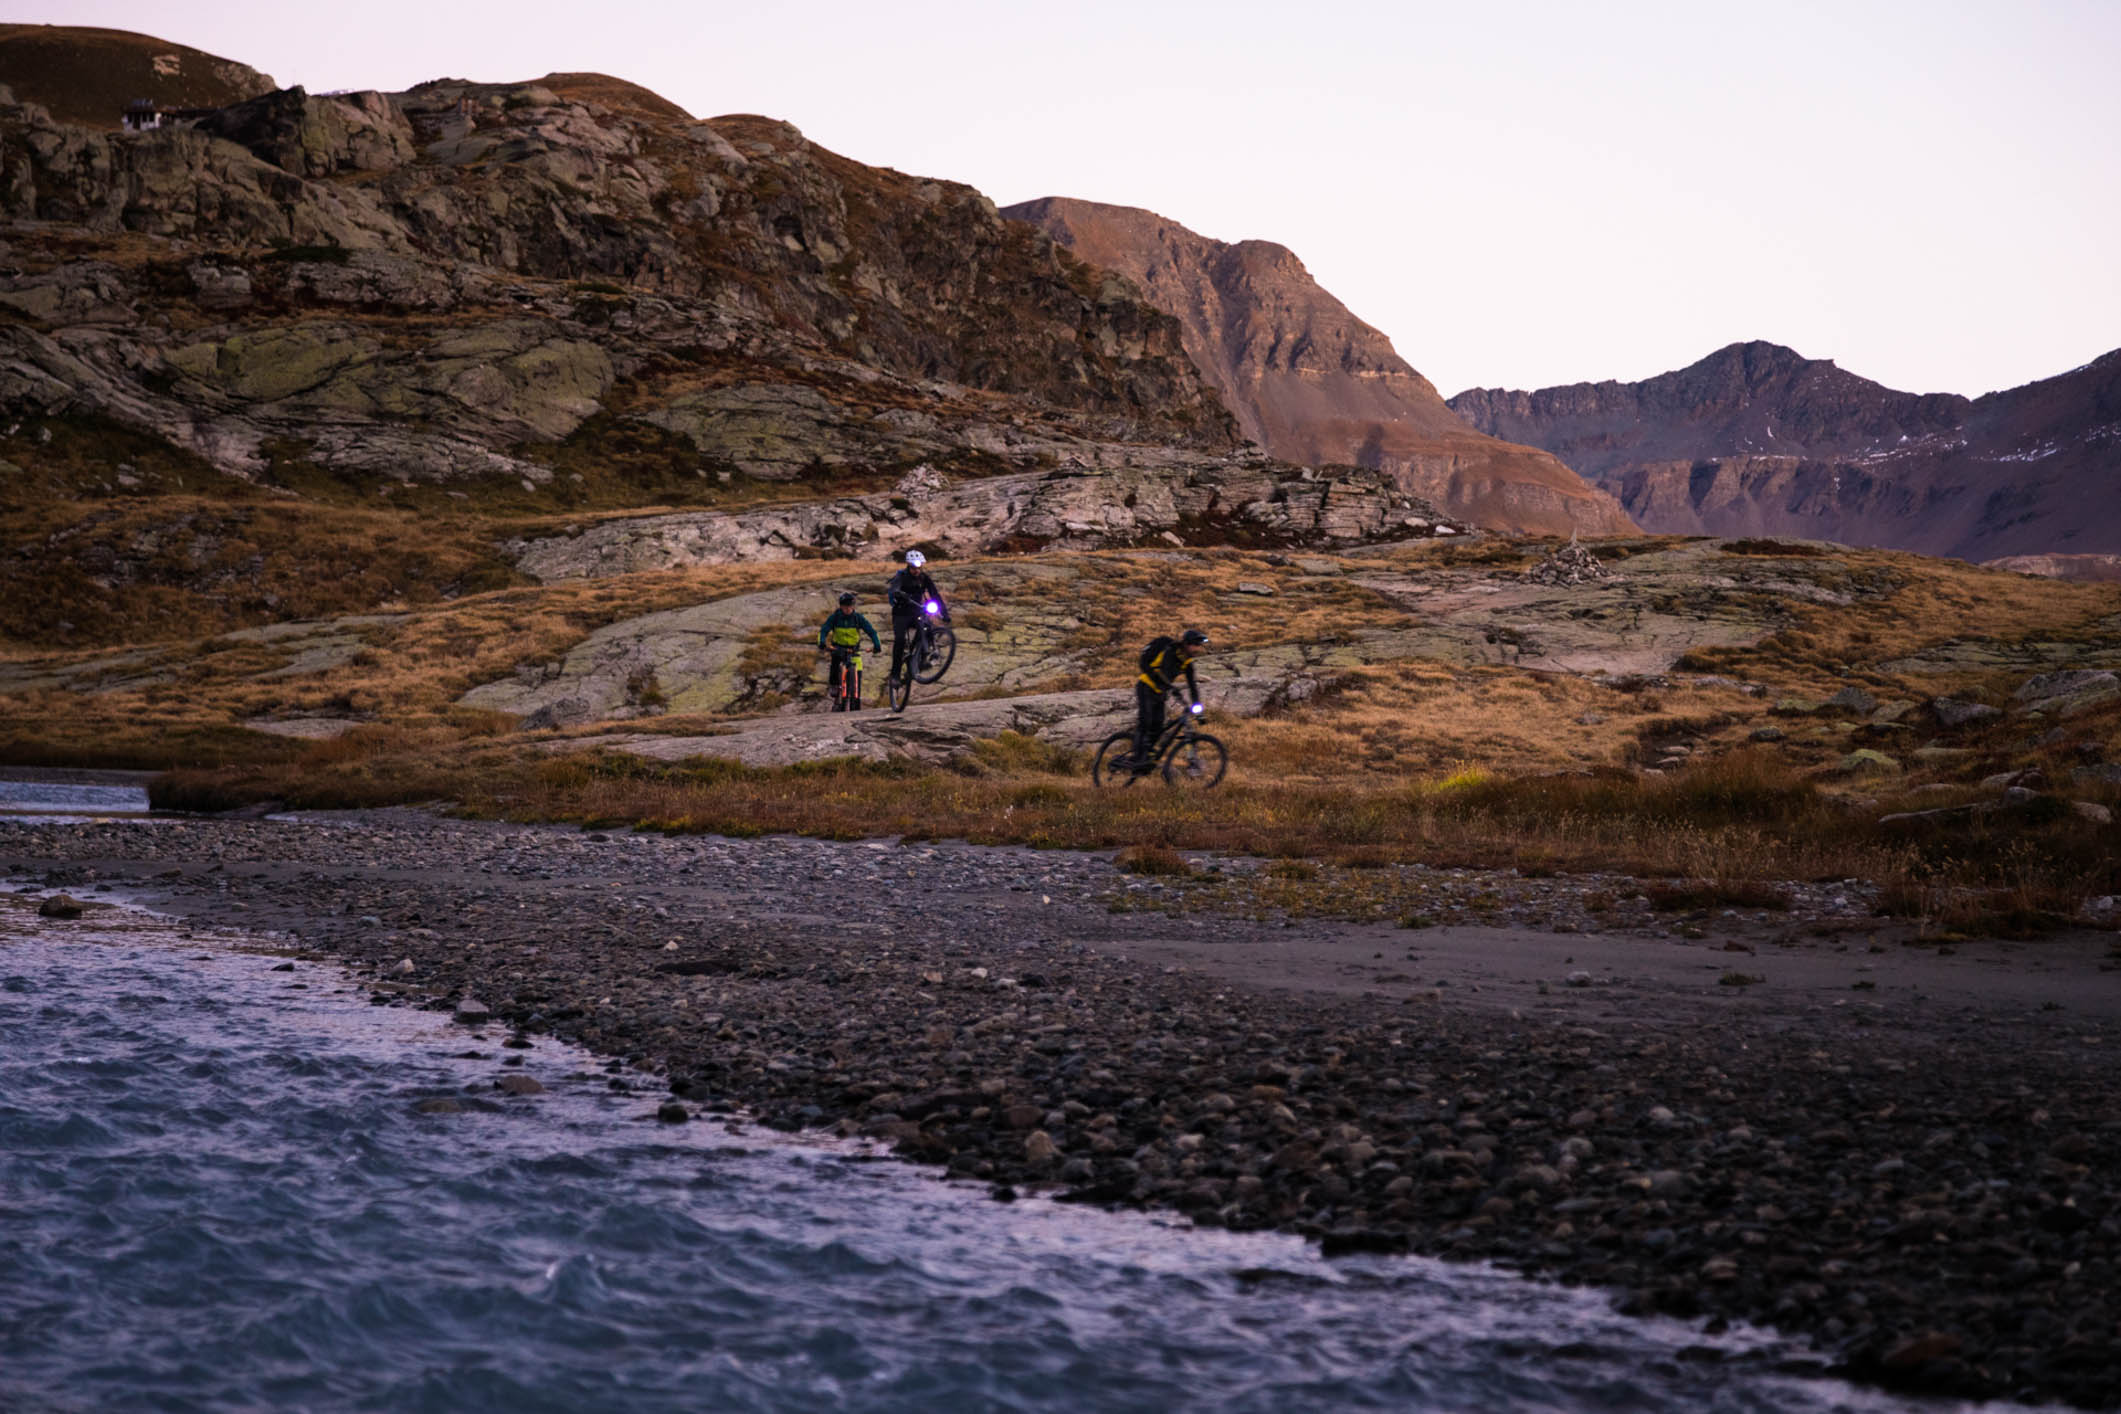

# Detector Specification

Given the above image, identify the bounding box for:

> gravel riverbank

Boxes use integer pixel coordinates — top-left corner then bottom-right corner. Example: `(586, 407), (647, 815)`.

(6, 809), (2118, 1408)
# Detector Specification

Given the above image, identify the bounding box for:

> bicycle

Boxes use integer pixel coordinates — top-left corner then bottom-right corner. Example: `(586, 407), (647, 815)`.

(1092, 702), (1227, 790)
(823, 645), (865, 712)
(885, 605), (956, 712)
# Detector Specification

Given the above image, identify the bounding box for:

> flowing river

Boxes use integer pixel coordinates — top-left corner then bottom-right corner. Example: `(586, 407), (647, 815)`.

(0, 899), (2031, 1413)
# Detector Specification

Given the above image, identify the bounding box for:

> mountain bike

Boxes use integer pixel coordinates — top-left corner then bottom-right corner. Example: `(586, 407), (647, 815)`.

(1092, 703), (1227, 790)
(885, 607), (956, 711)
(824, 646), (865, 712)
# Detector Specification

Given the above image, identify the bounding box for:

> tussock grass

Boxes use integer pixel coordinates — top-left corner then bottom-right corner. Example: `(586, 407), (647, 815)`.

(137, 733), (2116, 928)
(1114, 844), (1194, 876)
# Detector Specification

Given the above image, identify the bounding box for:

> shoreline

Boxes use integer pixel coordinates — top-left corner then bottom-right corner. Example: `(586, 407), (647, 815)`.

(6, 808), (2118, 1408)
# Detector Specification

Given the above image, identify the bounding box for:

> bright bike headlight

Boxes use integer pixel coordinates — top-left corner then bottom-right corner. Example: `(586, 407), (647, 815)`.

(1189, 702), (1204, 715)
(924, 600), (940, 615)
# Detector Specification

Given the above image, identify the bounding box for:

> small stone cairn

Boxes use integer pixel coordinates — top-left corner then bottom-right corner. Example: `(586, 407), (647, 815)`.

(1523, 535), (1611, 587)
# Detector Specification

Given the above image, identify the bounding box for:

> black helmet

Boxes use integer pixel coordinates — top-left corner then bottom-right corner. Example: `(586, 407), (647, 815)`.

(1181, 629), (1209, 646)
(838, 591), (855, 606)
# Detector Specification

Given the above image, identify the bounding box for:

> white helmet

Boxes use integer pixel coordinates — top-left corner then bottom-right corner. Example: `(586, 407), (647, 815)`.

(904, 550), (926, 568)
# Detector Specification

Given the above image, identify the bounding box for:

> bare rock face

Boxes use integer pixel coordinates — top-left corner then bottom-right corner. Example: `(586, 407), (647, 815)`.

(192, 86), (417, 176)
(0, 63), (1237, 493)
(1451, 342), (2121, 560)
(1985, 553), (2121, 582)
(509, 458), (1464, 581)
(1002, 197), (1634, 539)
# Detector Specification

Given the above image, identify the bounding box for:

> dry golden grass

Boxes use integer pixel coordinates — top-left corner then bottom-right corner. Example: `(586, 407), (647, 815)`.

(138, 736), (2118, 935)
(1222, 664), (1707, 782)
(11, 517), (2121, 939)
(1675, 544), (2119, 698)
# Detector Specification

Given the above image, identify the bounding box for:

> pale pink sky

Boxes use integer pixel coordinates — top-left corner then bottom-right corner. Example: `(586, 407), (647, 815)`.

(29, 0), (2121, 397)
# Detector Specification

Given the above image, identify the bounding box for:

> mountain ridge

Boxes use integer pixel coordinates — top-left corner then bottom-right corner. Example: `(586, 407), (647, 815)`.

(1003, 196), (1635, 538)
(1450, 342), (2121, 559)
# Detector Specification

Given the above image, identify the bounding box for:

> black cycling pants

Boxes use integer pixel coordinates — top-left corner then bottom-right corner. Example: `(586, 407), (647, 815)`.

(1134, 682), (1165, 757)
(890, 614), (919, 682)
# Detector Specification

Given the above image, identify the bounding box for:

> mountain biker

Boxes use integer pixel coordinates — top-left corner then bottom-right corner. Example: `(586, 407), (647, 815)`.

(885, 549), (949, 699)
(817, 592), (881, 708)
(1133, 629), (1208, 768)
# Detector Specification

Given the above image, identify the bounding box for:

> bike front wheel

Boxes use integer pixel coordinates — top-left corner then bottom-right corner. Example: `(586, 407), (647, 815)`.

(1092, 733), (1144, 788)
(1162, 733), (1227, 790)
(913, 625), (956, 684)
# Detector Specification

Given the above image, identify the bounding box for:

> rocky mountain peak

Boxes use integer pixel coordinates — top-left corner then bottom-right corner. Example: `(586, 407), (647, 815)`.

(1451, 342), (1974, 479)
(1448, 343), (2121, 560)
(1003, 196), (1633, 537)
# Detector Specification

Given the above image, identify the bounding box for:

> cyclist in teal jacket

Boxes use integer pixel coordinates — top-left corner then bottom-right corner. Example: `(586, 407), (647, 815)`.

(818, 592), (881, 708)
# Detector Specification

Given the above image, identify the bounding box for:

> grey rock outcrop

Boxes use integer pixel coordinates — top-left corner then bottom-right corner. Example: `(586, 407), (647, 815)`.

(0, 70), (1236, 493)
(461, 540), (1827, 731)
(510, 459), (1463, 581)
(193, 87), (416, 176)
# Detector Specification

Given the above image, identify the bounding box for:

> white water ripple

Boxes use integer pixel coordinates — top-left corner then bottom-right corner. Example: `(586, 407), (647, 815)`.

(0, 906), (2036, 1413)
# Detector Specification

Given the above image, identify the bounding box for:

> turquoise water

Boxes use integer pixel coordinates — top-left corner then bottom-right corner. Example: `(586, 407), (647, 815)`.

(0, 908), (2019, 1413)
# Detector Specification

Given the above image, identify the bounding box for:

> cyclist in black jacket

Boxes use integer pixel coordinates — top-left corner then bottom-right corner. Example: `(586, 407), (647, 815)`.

(1132, 629), (1208, 767)
(884, 549), (949, 696)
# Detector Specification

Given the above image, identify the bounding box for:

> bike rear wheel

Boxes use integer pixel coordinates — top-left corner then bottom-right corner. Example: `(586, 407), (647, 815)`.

(887, 670), (912, 712)
(913, 625), (956, 684)
(1091, 733), (1144, 788)
(1162, 733), (1227, 790)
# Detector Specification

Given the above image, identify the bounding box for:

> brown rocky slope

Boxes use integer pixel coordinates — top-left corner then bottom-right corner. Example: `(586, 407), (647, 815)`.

(0, 34), (1506, 650)
(0, 24), (276, 129)
(0, 60), (1238, 497)
(1451, 341), (2121, 560)
(1003, 198), (1634, 538)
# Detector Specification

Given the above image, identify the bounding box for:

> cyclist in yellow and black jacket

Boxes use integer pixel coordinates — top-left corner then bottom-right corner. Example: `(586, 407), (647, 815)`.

(818, 592), (881, 707)
(1131, 629), (1208, 768)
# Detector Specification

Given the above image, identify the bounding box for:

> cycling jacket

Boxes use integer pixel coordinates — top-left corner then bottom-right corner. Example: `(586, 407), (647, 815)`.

(1137, 636), (1200, 701)
(818, 609), (881, 652)
(886, 567), (946, 622)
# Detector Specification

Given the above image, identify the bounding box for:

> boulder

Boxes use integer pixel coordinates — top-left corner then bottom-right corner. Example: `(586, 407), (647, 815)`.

(2015, 670), (2121, 717)
(1928, 698), (2002, 729)
(1980, 768), (2044, 791)
(1825, 685), (1878, 715)
(2015, 669), (2118, 704)
(36, 894), (84, 919)
(1834, 750), (1901, 776)
(192, 86), (417, 177)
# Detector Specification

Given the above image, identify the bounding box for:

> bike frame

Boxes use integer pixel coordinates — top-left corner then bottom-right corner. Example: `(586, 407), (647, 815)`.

(895, 614), (939, 680)
(828, 646), (864, 704)
(1148, 717), (1199, 767)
